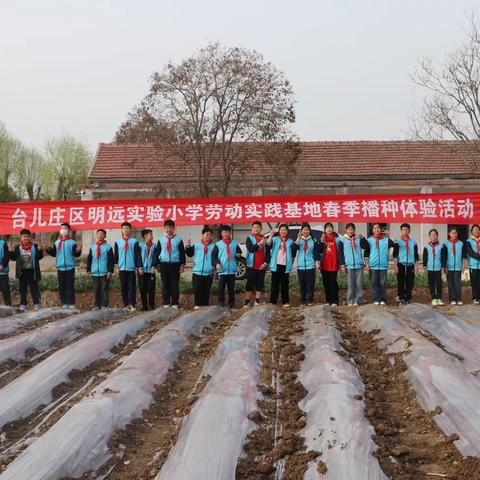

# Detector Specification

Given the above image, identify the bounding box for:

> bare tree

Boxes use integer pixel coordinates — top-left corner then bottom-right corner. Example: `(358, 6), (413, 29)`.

(115, 43), (298, 197)
(0, 123), (22, 201)
(15, 147), (47, 200)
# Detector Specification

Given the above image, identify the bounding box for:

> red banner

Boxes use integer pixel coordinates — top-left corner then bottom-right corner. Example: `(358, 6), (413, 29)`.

(0, 192), (478, 234)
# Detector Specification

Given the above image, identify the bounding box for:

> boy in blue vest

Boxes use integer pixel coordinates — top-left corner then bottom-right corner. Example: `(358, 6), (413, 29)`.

(86, 228), (114, 310)
(422, 228), (445, 306)
(46, 223), (81, 309)
(244, 221), (269, 308)
(0, 237), (11, 306)
(393, 223), (419, 305)
(11, 229), (44, 311)
(138, 229), (157, 311)
(294, 223), (323, 306)
(114, 221), (141, 311)
(212, 225), (242, 309)
(441, 226), (466, 305)
(338, 223), (369, 306)
(466, 224), (480, 305)
(365, 223), (395, 305)
(155, 219), (185, 309)
(185, 226), (216, 309)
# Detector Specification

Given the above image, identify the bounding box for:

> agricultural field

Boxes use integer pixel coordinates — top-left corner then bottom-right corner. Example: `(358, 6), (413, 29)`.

(0, 302), (478, 479)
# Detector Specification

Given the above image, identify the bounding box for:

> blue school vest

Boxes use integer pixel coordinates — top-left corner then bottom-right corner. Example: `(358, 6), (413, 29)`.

(269, 237), (294, 273)
(55, 238), (77, 271)
(444, 240), (464, 272)
(425, 242), (443, 272)
(158, 235), (182, 263)
(192, 242), (215, 276)
(116, 238), (138, 271)
(296, 237), (317, 270)
(90, 243), (112, 277)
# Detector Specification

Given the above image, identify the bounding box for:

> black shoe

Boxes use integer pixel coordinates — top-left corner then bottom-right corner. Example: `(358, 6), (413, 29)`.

(255, 299), (262, 305)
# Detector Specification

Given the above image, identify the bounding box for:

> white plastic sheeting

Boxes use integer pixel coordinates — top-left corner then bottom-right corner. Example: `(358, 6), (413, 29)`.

(0, 307), (177, 429)
(0, 308), (127, 364)
(0, 307), (74, 336)
(0, 306), (226, 480)
(298, 306), (389, 480)
(0, 306), (17, 318)
(156, 305), (273, 480)
(450, 305), (480, 327)
(398, 303), (480, 372)
(358, 305), (480, 457)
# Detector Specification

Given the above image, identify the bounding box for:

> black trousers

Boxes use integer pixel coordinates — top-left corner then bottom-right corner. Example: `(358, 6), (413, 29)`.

(92, 275), (110, 308)
(298, 268), (316, 303)
(58, 269), (75, 305)
(119, 270), (136, 307)
(159, 262), (181, 306)
(0, 275), (11, 306)
(447, 271), (462, 302)
(270, 265), (290, 305)
(193, 273), (213, 306)
(321, 270), (339, 305)
(470, 268), (480, 302)
(218, 274), (235, 308)
(19, 269), (41, 306)
(139, 272), (156, 309)
(397, 263), (415, 301)
(427, 270), (443, 300)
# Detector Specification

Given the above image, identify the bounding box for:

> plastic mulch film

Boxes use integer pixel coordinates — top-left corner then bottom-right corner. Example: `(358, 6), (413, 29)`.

(0, 306), (18, 318)
(358, 305), (480, 457)
(398, 303), (480, 373)
(0, 306), (226, 480)
(0, 307), (74, 335)
(155, 305), (274, 480)
(450, 305), (480, 327)
(298, 306), (389, 480)
(0, 308), (127, 364)
(0, 307), (177, 430)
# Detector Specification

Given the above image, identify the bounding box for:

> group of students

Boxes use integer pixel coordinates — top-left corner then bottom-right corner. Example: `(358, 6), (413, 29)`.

(0, 219), (479, 311)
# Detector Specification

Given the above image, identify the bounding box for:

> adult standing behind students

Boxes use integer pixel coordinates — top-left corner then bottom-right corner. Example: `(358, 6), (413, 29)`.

(320, 222), (340, 307)
(10, 229), (44, 311)
(466, 224), (480, 305)
(293, 223), (322, 306)
(46, 222), (81, 310)
(0, 236), (11, 306)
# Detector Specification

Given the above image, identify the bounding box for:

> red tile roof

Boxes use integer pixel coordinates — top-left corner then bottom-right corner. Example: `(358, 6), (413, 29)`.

(89, 141), (480, 181)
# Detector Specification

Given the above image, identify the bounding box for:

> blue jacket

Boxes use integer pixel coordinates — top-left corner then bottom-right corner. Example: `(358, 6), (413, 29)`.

(393, 237), (419, 266)
(367, 236), (394, 271)
(267, 236), (296, 273)
(139, 242), (156, 271)
(338, 235), (369, 270)
(156, 235), (186, 264)
(212, 239), (241, 275)
(47, 239), (80, 271)
(422, 242), (443, 272)
(294, 237), (322, 270)
(466, 238), (480, 270)
(442, 240), (465, 271)
(87, 242), (114, 277)
(0, 240), (9, 275)
(114, 237), (141, 271)
(186, 242), (215, 276)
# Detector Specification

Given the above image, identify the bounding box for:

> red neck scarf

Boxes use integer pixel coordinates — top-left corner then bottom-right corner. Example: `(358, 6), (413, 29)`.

(450, 237), (458, 256)
(201, 238), (211, 254)
(374, 234), (384, 248)
(96, 240), (106, 259)
(401, 235), (410, 254)
(429, 241), (439, 259)
(58, 235), (70, 252)
(302, 236), (310, 252)
(21, 241), (32, 251)
(280, 235), (287, 252)
(254, 234), (263, 245)
(472, 237), (480, 253)
(122, 235), (130, 251)
(223, 238), (232, 261)
(347, 234), (357, 252)
(165, 234), (175, 254)
(146, 240), (153, 256)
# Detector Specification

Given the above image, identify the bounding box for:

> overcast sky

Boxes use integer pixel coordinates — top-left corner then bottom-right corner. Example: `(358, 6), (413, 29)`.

(1, 0), (478, 152)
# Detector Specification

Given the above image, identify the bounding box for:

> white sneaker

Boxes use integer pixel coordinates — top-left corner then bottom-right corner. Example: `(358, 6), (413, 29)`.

(172, 305), (179, 310)
(373, 301), (380, 306)
(128, 305), (136, 312)
(457, 301), (464, 306)
(450, 301), (457, 305)
(243, 304), (250, 309)
(307, 302), (314, 307)
(437, 299), (444, 306)
(353, 303), (359, 307)
(163, 305), (171, 308)
(331, 303), (338, 307)
(432, 299), (438, 306)
(91, 306), (100, 311)
(62, 304), (69, 309)
(347, 303), (354, 307)
(380, 301), (386, 306)
(68, 305), (76, 310)
(194, 305), (200, 310)
(282, 303), (290, 308)
(101, 306), (107, 311)
(19, 304), (27, 311)
(473, 299), (480, 305)
(34, 304), (41, 311)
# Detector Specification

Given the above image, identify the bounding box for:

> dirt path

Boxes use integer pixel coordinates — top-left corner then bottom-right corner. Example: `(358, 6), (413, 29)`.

(333, 308), (480, 480)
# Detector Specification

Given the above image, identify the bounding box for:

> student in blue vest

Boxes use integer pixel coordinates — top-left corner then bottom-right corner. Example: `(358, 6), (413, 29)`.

(244, 221), (269, 308)
(365, 223), (395, 305)
(212, 225), (242, 309)
(114, 221), (141, 311)
(138, 229), (157, 311)
(0, 237), (11, 306)
(293, 223), (323, 306)
(393, 223), (419, 305)
(46, 223), (81, 309)
(86, 228), (114, 310)
(441, 226), (466, 305)
(11, 229), (44, 311)
(185, 226), (216, 309)
(266, 224), (297, 307)
(422, 228), (445, 306)
(338, 223), (369, 306)
(466, 224), (480, 305)
(155, 219), (186, 309)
